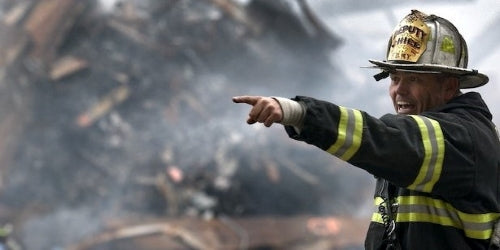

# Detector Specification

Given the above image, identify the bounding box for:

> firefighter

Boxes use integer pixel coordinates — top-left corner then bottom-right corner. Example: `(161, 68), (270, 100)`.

(233, 9), (500, 249)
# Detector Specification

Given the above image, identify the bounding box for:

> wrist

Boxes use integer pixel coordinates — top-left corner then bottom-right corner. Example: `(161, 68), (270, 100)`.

(272, 97), (305, 127)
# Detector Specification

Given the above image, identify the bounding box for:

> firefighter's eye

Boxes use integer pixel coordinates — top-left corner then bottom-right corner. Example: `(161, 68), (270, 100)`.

(389, 75), (400, 82)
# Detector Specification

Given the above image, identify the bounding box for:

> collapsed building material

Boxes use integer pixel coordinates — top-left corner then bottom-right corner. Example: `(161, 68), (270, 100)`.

(67, 215), (368, 250)
(0, 1), (371, 249)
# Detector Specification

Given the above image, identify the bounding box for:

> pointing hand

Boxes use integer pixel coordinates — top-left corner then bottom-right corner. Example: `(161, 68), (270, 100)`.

(232, 96), (283, 127)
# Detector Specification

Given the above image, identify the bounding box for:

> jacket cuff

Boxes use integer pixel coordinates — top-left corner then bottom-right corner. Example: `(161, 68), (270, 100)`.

(272, 97), (305, 130)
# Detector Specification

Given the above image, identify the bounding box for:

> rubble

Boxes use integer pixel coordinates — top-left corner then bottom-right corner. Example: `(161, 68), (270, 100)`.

(0, 0), (372, 249)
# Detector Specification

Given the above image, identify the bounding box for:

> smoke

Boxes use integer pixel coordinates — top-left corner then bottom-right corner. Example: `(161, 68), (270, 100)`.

(1, 0), (498, 249)
(20, 207), (105, 249)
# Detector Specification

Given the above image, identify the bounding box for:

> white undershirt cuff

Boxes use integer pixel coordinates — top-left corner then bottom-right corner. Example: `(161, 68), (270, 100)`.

(272, 97), (305, 131)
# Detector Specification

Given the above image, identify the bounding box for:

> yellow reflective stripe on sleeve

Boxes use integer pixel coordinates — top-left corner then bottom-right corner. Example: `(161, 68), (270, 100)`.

(407, 115), (445, 192)
(326, 106), (363, 161)
(370, 195), (500, 240)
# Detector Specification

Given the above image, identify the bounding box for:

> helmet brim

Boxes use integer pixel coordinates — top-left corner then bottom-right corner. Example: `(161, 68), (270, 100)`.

(367, 59), (489, 89)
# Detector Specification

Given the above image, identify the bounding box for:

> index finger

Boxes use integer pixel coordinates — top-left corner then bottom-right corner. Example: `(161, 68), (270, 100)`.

(232, 96), (260, 105)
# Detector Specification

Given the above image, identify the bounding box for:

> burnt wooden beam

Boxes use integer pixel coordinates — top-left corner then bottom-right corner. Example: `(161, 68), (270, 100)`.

(22, 0), (92, 65)
(66, 215), (368, 250)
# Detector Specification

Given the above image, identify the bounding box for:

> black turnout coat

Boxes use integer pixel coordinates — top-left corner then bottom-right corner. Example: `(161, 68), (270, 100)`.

(285, 92), (500, 249)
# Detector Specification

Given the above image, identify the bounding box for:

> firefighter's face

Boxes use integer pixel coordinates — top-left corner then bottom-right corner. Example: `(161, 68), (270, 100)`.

(389, 71), (458, 115)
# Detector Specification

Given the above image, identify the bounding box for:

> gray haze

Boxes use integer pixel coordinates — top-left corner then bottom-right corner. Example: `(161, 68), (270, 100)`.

(1, 0), (498, 249)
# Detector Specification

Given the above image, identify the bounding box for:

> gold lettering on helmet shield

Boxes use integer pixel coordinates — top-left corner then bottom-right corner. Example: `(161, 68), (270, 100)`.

(388, 10), (430, 62)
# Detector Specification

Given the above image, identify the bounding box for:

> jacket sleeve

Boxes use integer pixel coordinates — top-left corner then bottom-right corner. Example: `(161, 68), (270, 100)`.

(285, 96), (475, 198)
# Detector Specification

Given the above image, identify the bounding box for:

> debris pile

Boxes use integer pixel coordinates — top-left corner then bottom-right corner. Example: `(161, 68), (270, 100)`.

(0, 0), (373, 249)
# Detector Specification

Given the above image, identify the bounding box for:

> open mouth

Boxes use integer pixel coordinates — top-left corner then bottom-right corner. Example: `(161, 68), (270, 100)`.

(397, 101), (416, 114)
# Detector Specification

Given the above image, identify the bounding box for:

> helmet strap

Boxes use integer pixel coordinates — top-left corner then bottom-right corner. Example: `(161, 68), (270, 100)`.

(374, 71), (390, 81)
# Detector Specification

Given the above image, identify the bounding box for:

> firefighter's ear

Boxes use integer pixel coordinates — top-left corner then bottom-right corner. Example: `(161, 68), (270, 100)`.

(443, 76), (460, 101)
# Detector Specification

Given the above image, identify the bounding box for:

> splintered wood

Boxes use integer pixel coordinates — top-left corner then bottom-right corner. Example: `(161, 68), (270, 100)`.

(67, 216), (368, 250)
(0, 0), (365, 249)
(208, 0), (261, 34)
(0, 23), (30, 67)
(76, 85), (131, 128)
(22, 0), (87, 63)
(49, 56), (89, 81)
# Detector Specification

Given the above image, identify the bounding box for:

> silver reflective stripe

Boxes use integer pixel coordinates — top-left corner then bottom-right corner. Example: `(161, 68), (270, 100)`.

(333, 108), (356, 157)
(491, 219), (500, 247)
(326, 106), (363, 161)
(407, 115), (445, 192)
